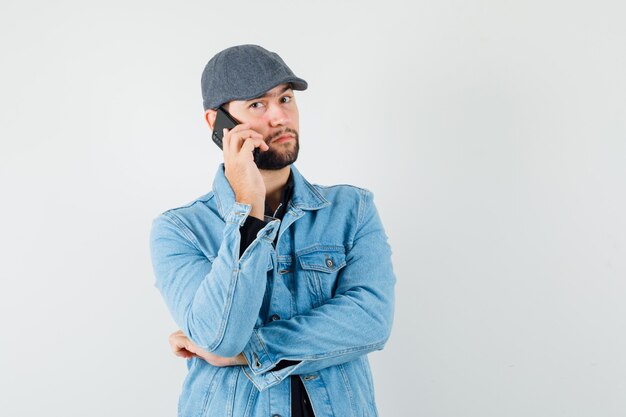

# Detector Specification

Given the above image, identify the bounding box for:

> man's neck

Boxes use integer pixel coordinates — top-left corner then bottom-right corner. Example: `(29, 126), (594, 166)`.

(260, 165), (291, 213)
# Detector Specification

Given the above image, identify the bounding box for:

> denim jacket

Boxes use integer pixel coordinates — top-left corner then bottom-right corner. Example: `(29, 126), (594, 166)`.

(150, 163), (396, 417)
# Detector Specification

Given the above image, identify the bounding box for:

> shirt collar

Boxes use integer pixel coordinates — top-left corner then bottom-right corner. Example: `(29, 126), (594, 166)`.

(212, 163), (330, 220)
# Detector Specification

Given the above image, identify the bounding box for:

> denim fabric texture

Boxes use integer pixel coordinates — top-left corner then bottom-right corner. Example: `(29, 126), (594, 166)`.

(150, 163), (396, 417)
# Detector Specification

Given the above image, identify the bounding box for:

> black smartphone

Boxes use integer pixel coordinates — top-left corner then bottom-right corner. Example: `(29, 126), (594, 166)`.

(212, 106), (261, 162)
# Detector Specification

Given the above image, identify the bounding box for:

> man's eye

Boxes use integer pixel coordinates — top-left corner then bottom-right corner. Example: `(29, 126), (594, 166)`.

(281, 96), (292, 103)
(250, 102), (264, 109)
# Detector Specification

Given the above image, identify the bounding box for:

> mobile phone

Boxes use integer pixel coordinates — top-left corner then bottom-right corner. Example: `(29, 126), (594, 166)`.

(212, 106), (239, 149)
(212, 107), (261, 162)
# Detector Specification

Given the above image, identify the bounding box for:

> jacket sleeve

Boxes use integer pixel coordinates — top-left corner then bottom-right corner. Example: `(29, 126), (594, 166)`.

(240, 189), (396, 391)
(149, 202), (279, 357)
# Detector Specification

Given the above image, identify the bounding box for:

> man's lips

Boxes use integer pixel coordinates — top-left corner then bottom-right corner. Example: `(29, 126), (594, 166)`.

(271, 134), (294, 143)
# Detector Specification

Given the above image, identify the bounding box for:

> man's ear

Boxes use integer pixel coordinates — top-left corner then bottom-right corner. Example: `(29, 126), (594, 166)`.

(205, 109), (217, 130)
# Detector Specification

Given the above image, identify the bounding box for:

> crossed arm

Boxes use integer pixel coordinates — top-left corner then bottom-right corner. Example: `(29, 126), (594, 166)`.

(168, 329), (247, 366)
(152, 190), (395, 391)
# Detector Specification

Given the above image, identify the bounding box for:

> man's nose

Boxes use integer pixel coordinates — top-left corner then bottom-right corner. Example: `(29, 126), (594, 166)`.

(267, 104), (288, 127)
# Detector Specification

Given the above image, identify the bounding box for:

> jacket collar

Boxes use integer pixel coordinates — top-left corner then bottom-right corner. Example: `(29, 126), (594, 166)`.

(212, 163), (330, 220)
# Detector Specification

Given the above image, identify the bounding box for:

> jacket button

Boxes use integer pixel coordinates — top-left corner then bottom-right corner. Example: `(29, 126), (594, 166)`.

(270, 314), (280, 321)
(325, 257), (333, 268)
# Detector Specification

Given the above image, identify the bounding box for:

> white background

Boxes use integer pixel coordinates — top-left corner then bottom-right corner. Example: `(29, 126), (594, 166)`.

(1, 1), (625, 416)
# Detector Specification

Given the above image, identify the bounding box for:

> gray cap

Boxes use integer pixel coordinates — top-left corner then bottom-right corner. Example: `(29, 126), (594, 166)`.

(201, 44), (308, 110)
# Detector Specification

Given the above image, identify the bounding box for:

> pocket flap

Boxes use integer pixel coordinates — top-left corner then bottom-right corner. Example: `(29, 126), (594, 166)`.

(297, 247), (346, 273)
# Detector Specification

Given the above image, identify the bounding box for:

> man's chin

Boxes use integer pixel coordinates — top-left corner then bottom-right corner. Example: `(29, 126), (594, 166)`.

(255, 152), (299, 170)
(256, 157), (298, 170)
(255, 140), (299, 170)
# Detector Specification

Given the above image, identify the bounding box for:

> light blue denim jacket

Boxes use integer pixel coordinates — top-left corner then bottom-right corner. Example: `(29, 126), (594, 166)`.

(150, 163), (396, 417)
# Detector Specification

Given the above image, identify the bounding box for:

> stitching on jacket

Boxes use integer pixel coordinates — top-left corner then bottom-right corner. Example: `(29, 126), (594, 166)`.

(208, 267), (239, 352)
(356, 188), (372, 231)
(253, 330), (273, 370)
(299, 181), (330, 209)
(318, 373), (338, 417)
(338, 363), (358, 417)
(241, 367), (262, 392)
(226, 367), (240, 417)
(162, 212), (201, 249)
(200, 366), (221, 416)
(242, 375), (258, 417)
(295, 244), (346, 256)
(316, 183), (369, 192)
(291, 338), (387, 361)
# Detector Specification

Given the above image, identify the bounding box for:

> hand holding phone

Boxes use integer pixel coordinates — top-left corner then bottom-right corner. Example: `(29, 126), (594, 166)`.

(213, 107), (268, 221)
(212, 107), (261, 162)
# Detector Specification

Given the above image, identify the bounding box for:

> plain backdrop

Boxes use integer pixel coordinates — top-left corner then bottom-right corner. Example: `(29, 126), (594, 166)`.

(1, 1), (625, 416)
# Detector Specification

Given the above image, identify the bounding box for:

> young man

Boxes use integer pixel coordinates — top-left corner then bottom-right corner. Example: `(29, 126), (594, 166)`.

(150, 44), (396, 417)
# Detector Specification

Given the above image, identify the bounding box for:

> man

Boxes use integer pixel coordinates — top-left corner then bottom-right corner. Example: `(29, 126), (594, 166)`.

(150, 44), (396, 417)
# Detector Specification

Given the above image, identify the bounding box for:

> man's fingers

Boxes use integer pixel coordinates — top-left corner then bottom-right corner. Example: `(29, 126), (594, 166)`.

(240, 138), (268, 156)
(167, 330), (204, 361)
(231, 132), (263, 155)
(227, 122), (251, 134)
(174, 349), (194, 359)
(171, 340), (187, 352)
(222, 128), (229, 147)
(226, 129), (263, 155)
(169, 331), (190, 352)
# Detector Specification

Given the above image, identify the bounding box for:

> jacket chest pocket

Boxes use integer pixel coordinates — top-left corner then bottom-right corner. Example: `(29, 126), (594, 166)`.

(296, 245), (347, 307)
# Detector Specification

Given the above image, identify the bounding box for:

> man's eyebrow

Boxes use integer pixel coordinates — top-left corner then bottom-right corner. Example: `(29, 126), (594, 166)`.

(246, 85), (293, 102)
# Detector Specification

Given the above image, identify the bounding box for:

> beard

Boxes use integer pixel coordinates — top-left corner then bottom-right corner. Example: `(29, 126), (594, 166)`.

(254, 127), (300, 170)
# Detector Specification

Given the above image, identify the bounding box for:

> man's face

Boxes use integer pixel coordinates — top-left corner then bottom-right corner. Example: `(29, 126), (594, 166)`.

(223, 83), (300, 170)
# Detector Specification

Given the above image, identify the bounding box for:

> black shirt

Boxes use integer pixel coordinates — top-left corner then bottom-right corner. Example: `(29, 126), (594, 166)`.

(238, 170), (315, 417)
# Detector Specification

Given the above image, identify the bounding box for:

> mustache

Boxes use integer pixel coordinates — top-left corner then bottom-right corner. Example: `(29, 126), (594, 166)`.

(265, 127), (298, 143)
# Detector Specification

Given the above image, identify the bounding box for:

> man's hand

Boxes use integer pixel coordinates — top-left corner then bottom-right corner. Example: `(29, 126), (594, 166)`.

(168, 330), (248, 367)
(223, 124), (268, 221)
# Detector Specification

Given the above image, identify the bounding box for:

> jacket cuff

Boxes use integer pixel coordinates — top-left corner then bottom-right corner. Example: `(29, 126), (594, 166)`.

(225, 202), (280, 243)
(241, 366), (280, 392)
(225, 202), (253, 226)
(241, 329), (305, 392)
(242, 365), (306, 392)
(242, 329), (275, 375)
